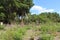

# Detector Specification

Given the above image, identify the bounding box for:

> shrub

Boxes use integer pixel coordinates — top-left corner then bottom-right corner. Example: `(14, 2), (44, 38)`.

(40, 23), (57, 34)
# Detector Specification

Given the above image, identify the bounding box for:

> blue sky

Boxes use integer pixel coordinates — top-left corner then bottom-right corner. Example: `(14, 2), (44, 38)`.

(30, 0), (60, 14)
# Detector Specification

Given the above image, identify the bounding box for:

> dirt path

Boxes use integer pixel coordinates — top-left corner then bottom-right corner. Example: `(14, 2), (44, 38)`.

(54, 32), (60, 40)
(54, 36), (60, 40)
(23, 28), (41, 40)
(23, 30), (35, 40)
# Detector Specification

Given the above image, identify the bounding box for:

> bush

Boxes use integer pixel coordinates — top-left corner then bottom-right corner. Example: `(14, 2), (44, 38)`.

(40, 23), (57, 34)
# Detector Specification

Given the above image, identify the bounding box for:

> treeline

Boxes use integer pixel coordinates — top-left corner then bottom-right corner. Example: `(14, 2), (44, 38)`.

(23, 12), (60, 24)
(0, 0), (60, 25)
(0, 11), (60, 24)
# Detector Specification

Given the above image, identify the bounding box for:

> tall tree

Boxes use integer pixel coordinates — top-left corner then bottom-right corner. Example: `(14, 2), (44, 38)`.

(0, 0), (34, 24)
(14, 0), (34, 25)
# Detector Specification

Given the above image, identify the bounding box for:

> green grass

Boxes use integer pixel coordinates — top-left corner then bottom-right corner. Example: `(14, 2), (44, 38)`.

(39, 34), (54, 40)
(0, 23), (60, 40)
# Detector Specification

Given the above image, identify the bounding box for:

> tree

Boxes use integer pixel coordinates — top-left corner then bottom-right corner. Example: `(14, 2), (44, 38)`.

(14, 0), (34, 25)
(38, 12), (60, 23)
(0, 0), (34, 24)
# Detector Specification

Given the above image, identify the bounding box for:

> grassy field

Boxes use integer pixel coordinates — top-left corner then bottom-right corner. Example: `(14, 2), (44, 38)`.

(0, 23), (60, 40)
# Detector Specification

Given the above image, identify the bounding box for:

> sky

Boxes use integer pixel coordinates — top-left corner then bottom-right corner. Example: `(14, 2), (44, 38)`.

(30, 0), (60, 14)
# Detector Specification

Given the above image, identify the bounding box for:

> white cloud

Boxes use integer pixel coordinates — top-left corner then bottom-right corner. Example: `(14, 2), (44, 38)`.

(30, 5), (54, 14)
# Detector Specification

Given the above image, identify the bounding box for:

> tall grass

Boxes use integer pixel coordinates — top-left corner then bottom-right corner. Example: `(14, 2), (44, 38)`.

(0, 23), (60, 40)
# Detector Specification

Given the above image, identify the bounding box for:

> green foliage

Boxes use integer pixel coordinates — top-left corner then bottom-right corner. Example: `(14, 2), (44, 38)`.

(1, 23), (60, 40)
(40, 23), (57, 33)
(0, 13), (5, 21)
(40, 34), (54, 40)
(13, 28), (27, 40)
(25, 12), (60, 24)
(0, 0), (34, 24)
(0, 25), (31, 40)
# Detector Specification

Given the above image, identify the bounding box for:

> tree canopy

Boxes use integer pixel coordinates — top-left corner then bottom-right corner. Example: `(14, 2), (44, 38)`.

(0, 0), (34, 24)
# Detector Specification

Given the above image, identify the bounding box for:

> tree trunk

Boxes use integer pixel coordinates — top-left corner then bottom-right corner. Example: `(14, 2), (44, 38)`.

(20, 12), (24, 26)
(21, 17), (24, 26)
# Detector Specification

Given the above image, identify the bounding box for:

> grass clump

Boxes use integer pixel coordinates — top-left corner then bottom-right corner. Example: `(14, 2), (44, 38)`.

(40, 34), (54, 40)
(0, 26), (30, 40)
